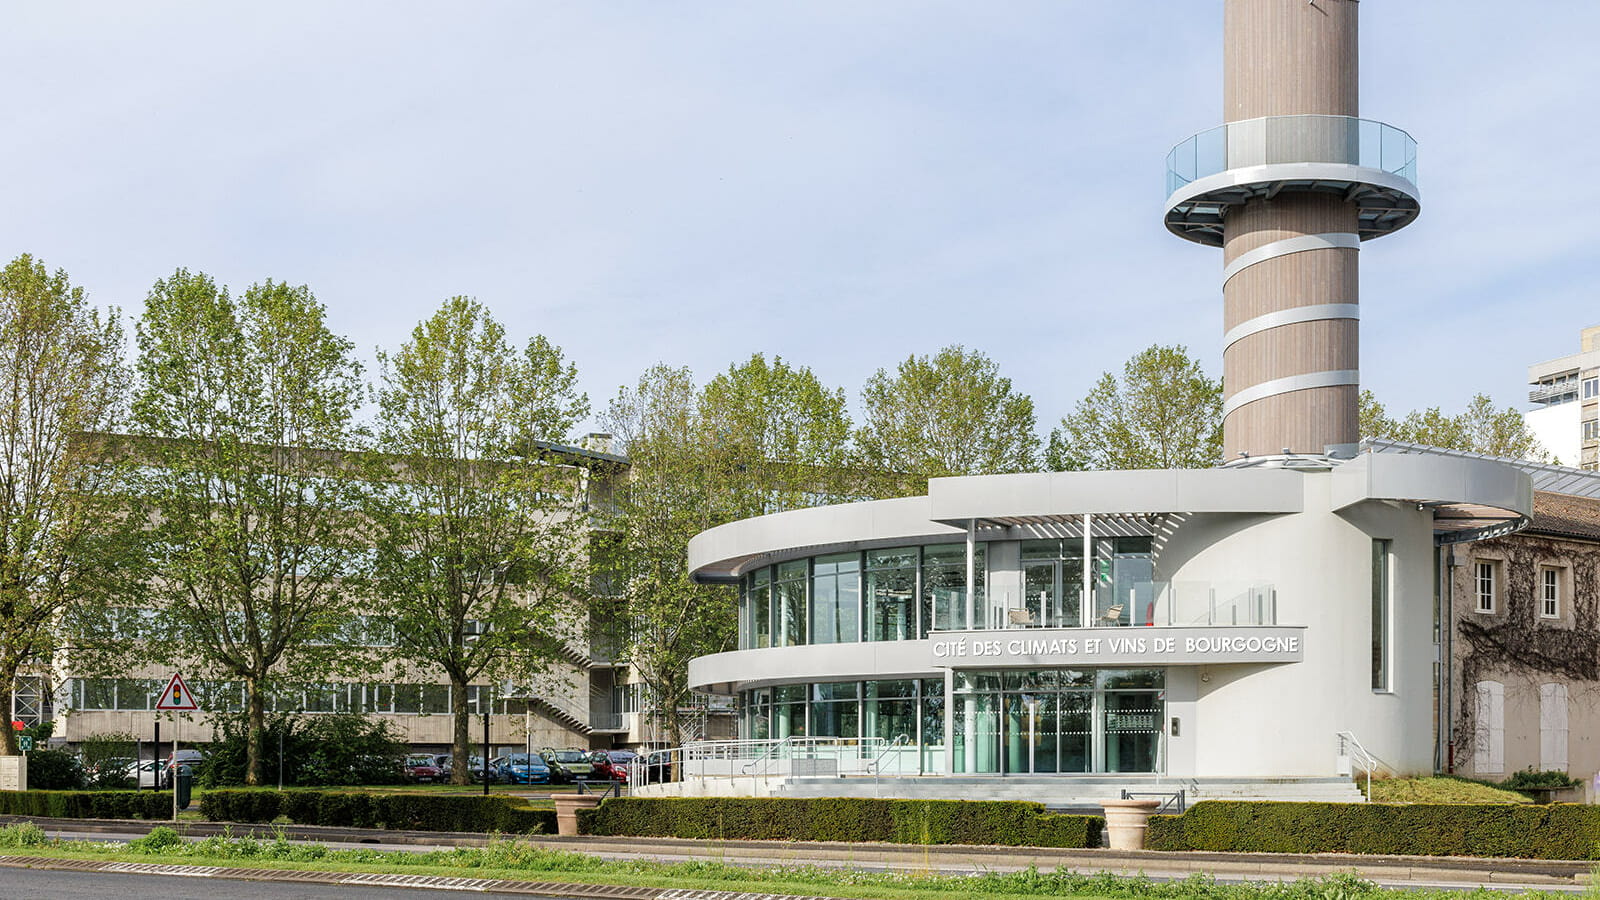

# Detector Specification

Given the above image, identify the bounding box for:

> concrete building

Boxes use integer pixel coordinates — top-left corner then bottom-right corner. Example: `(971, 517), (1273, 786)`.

(27, 437), (685, 760)
(674, 0), (1533, 804)
(1525, 325), (1600, 470)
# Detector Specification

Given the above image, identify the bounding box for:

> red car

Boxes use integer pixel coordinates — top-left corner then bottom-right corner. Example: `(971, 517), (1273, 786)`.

(402, 754), (442, 783)
(588, 750), (637, 781)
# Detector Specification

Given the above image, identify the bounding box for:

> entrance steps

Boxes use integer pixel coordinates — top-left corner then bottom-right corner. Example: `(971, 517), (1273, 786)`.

(634, 774), (1365, 805)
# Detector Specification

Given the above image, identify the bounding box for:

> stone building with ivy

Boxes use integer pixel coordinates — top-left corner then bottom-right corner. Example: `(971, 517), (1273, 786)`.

(1446, 486), (1600, 786)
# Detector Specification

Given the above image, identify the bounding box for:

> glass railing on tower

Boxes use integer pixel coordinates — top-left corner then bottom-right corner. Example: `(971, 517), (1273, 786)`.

(1166, 115), (1417, 196)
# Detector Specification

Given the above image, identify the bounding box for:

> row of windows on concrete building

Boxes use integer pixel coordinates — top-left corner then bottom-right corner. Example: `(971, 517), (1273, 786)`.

(73, 678), (513, 716)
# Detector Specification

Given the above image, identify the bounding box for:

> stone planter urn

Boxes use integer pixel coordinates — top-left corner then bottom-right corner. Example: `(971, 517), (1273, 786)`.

(553, 793), (603, 836)
(1100, 798), (1162, 850)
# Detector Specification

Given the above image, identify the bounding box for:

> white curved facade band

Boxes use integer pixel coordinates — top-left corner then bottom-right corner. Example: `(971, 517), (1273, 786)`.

(1221, 369), (1360, 418)
(1221, 233), (1361, 286)
(1221, 303), (1360, 351)
(1165, 163), (1422, 215)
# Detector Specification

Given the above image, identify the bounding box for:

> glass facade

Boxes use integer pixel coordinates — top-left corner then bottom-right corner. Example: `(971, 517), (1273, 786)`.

(953, 669), (1163, 774)
(740, 677), (948, 773)
(735, 542), (990, 650)
(740, 670), (1164, 775)
(736, 538), (1163, 649)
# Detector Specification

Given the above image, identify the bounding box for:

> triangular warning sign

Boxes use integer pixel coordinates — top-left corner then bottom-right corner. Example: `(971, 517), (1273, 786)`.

(155, 673), (199, 711)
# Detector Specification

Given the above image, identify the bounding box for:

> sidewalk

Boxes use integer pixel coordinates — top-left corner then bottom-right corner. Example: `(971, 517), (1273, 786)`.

(3, 814), (1594, 893)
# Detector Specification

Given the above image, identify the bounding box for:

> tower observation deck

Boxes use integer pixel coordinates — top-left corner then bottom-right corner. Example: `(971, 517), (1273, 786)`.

(1165, 0), (1420, 462)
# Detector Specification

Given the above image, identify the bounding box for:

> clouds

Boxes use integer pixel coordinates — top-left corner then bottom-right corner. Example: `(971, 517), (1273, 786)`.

(2, 2), (1595, 432)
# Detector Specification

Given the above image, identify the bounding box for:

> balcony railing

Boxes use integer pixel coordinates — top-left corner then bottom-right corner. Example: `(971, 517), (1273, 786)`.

(982, 581), (1277, 630)
(1166, 115), (1417, 197)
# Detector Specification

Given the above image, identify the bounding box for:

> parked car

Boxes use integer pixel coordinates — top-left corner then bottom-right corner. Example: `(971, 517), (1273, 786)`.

(540, 748), (595, 784)
(630, 751), (674, 785)
(85, 756), (135, 784)
(588, 750), (637, 782)
(433, 753), (500, 783)
(402, 753), (443, 783)
(493, 752), (550, 784)
(125, 750), (204, 789)
(124, 759), (165, 789)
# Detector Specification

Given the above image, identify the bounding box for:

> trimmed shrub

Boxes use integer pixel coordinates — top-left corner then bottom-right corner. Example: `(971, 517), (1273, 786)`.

(0, 790), (172, 819)
(577, 797), (1101, 848)
(1145, 800), (1600, 860)
(200, 789), (284, 823)
(202, 789), (552, 834)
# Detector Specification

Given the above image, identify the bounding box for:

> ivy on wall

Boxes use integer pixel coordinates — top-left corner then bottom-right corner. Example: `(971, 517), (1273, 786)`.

(1453, 532), (1600, 767)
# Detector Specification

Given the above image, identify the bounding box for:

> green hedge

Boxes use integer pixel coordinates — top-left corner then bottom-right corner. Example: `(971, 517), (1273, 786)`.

(0, 790), (173, 820)
(201, 789), (553, 834)
(576, 797), (1101, 848)
(1146, 800), (1600, 859)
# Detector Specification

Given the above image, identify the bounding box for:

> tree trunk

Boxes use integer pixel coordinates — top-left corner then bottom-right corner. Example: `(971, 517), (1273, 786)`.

(451, 673), (471, 786)
(0, 677), (15, 755)
(245, 676), (266, 786)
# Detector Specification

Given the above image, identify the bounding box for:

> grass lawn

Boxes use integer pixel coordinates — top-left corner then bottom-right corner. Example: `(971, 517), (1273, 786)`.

(0, 823), (1534, 900)
(1365, 776), (1533, 804)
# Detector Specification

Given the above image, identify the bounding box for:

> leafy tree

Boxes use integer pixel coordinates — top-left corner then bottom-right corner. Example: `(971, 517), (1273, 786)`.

(599, 356), (854, 745)
(1047, 344), (1222, 471)
(699, 353), (855, 511)
(370, 297), (589, 784)
(129, 271), (370, 785)
(0, 255), (129, 757)
(855, 345), (1039, 492)
(598, 365), (731, 747)
(1362, 391), (1548, 462)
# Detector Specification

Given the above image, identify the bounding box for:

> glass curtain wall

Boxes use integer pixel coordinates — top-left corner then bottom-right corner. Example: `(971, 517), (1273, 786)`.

(952, 669), (1163, 774)
(739, 678), (948, 774)
(774, 561), (808, 647)
(1097, 537), (1154, 626)
(736, 543), (991, 650)
(746, 568), (771, 649)
(810, 682), (860, 737)
(923, 544), (984, 635)
(865, 548), (918, 642)
(811, 553), (861, 644)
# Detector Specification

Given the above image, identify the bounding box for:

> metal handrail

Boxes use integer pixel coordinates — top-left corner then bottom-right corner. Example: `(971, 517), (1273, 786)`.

(1336, 731), (1390, 800)
(867, 733), (912, 775)
(869, 734), (911, 797)
(1120, 789), (1186, 814)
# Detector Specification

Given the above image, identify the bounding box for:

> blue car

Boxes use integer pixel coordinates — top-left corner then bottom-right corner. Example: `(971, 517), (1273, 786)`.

(495, 752), (550, 784)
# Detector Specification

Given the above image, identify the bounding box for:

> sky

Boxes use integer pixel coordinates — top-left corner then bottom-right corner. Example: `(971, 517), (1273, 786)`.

(4, 2), (1598, 439)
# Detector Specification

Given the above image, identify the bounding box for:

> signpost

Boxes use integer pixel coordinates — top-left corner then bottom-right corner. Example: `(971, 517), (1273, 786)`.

(155, 674), (200, 821)
(16, 736), (32, 753)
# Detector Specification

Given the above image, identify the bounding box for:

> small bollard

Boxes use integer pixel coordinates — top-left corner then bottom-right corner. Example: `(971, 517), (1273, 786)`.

(1100, 798), (1162, 850)
(552, 793), (603, 836)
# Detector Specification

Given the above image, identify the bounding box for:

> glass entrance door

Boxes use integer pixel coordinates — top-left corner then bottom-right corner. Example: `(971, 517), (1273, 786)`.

(1022, 561), (1083, 628)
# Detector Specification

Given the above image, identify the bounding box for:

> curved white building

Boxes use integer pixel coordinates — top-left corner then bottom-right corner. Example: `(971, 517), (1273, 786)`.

(679, 1), (1532, 801)
(686, 455), (1528, 793)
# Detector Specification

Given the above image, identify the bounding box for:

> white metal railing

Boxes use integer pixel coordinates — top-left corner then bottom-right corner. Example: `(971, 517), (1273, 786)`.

(868, 733), (912, 796)
(628, 736), (897, 789)
(1336, 731), (1391, 800)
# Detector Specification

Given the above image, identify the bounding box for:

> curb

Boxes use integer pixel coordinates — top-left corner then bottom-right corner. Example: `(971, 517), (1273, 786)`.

(0, 855), (839, 899)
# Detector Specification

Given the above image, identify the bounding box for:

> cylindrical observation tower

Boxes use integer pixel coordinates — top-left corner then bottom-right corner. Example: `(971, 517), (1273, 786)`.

(1165, 0), (1420, 462)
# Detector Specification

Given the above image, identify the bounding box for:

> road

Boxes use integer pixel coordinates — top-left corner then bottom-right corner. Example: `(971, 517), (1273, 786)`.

(1, 866), (592, 899)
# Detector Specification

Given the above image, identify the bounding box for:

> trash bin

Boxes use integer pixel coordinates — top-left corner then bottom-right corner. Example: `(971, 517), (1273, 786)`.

(175, 765), (193, 811)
